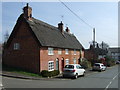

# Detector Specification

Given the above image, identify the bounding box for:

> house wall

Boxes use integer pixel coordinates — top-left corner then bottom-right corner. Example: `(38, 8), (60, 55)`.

(40, 47), (83, 73)
(3, 20), (40, 73)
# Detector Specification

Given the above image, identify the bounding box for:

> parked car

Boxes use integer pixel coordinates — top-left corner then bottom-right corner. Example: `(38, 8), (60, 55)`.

(92, 63), (106, 72)
(116, 60), (120, 64)
(63, 64), (86, 79)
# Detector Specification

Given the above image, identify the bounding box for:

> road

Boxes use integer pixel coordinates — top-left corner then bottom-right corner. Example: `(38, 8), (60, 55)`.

(2, 65), (120, 89)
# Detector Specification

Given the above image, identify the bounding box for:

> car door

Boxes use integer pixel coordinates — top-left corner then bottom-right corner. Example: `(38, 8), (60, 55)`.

(76, 65), (80, 75)
(76, 65), (83, 75)
(101, 65), (106, 70)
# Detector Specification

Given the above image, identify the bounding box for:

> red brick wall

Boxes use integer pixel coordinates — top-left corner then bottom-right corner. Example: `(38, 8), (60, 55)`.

(40, 47), (82, 73)
(3, 20), (40, 73)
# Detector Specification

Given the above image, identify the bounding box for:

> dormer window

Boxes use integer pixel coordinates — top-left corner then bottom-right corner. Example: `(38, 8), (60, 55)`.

(74, 49), (76, 55)
(48, 47), (54, 55)
(65, 49), (69, 55)
(58, 49), (62, 55)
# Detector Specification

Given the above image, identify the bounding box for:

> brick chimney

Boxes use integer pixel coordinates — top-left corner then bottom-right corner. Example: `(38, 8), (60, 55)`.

(58, 21), (64, 33)
(65, 27), (70, 33)
(23, 3), (32, 20)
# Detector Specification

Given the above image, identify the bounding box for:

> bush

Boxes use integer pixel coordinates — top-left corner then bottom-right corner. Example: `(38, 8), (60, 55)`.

(105, 56), (116, 67)
(81, 60), (91, 69)
(107, 60), (115, 67)
(41, 70), (49, 77)
(41, 70), (59, 77)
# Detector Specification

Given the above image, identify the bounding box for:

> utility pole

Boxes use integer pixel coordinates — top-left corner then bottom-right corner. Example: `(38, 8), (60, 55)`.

(93, 28), (95, 48)
(92, 28), (96, 65)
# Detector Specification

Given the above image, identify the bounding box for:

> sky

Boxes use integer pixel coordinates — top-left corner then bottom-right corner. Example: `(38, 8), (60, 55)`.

(1, 1), (118, 49)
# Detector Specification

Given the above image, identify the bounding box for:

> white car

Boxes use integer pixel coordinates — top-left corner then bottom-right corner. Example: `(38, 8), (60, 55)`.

(92, 63), (106, 72)
(63, 64), (86, 79)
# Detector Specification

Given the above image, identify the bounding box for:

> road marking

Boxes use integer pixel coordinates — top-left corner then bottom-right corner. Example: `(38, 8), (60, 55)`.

(112, 73), (119, 80)
(105, 72), (120, 90)
(105, 81), (112, 89)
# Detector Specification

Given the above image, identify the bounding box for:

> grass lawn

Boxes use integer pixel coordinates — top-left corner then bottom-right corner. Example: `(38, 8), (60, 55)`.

(2, 65), (42, 77)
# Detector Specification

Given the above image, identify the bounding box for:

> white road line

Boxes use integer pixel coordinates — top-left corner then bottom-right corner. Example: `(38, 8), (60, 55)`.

(112, 73), (119, 80)
(105, 81), (112, 89)
(105, 72), (120, 90)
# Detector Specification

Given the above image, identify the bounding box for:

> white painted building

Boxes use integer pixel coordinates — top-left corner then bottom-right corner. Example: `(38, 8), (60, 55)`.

(109, 47), (120, 61)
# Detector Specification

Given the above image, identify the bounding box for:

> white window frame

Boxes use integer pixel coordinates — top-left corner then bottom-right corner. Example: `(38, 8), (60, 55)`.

(65, 59), (69, 65)
(58, 49), (62, 55)
(73, 58), (77, 64)
(48, 61), (54, 71)
(48, 47), (54, 55)
(65, 49), (69, 55)
(14, 43), (20, 50)
(74, 49), (76, 55)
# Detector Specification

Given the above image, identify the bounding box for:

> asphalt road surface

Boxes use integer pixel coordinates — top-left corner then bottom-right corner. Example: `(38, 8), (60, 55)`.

(2, 65), (120, 89)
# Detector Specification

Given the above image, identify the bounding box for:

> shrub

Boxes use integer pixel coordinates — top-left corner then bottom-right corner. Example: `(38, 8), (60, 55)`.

(105, 56), (116, 67)
(107, 60), (115, 67)
(81, 59), (92, 69)
(41, 70), (49, 77)
(41, 70), (59, 77)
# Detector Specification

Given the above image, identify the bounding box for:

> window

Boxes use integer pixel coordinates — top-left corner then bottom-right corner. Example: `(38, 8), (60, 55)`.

(58, 49), (62, 55)
(74, 49), (76, 55)
(65, 59), (69, 65)
(14, 43), (20, 50)
(48, 61), (54, 71)
(73, 58), (76, 64)
(115, 53), (118, 56)
(48, 48), (54, 55)
(65, 65), (74, 69)
(65, 49), (69, 55)
(76, 65), (82, 69)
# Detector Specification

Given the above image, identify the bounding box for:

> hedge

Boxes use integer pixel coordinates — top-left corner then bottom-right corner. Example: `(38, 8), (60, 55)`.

(41, 70), (59, 77)
(80, 60), (92, 69)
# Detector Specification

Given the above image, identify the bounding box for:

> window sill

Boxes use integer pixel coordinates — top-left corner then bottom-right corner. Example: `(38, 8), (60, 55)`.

(48, 69), (54, 71)
(48, 54), (54, 56)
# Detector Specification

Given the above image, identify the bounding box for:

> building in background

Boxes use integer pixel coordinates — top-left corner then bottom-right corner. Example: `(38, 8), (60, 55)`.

(108, 47), (120, 61)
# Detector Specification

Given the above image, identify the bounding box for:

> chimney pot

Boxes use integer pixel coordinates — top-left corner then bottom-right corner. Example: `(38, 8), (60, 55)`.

(66, 27), (70, 33)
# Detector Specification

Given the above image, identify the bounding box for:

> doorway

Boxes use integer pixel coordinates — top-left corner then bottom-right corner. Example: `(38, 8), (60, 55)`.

(61, 57), (64, 72)
(56, 58), (59, 71)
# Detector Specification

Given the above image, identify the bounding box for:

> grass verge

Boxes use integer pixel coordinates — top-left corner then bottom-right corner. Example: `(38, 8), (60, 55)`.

(2, 65), (42, 77)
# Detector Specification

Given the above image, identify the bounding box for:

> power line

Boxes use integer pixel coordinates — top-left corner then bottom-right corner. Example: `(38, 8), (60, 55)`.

(59, 0), (93, 29)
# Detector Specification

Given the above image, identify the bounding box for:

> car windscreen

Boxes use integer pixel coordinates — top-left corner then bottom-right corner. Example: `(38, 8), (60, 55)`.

(65, 65), (74, 69)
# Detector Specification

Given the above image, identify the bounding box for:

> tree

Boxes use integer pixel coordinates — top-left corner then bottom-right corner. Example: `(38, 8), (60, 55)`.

(3, 31), (9, 49)
(4, 31), (9, 43)
(100, 41), (109, 50)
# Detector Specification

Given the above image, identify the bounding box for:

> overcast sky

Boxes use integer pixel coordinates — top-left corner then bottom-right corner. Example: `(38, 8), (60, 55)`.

(1, 1), (118, 49)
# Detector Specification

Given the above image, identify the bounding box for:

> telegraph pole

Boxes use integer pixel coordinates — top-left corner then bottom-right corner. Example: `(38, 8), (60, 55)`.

(92, 28), (96, 65)
(93, 28), (95, 48)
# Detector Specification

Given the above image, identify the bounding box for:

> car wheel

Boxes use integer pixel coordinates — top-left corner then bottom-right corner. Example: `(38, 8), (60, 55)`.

(63, 75), (65, 78)
(104, 68), (106, 71)
(74, 73), (78, 79)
